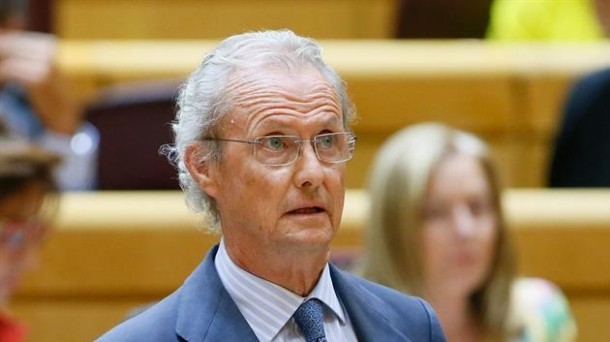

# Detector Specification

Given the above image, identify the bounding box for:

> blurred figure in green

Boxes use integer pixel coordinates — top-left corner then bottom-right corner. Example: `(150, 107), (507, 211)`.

(487, 0), (609, 41)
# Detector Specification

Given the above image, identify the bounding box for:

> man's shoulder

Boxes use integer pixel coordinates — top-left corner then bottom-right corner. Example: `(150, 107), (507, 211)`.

(95, 248), (222, 341)
(337, 269), (423, 300)
(330, 266), (437, 320)
(95, 288), (182, 341)
(331, 266), (446, 341)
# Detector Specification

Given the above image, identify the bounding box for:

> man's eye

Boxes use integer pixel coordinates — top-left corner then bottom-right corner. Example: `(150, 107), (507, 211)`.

(317, 135), (334, 149)
(263, 137), (285, 150)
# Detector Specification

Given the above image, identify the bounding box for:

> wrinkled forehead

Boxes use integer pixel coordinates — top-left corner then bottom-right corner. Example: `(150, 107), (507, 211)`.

(228, 62), (333, 90)
(224, 66), (341, 112)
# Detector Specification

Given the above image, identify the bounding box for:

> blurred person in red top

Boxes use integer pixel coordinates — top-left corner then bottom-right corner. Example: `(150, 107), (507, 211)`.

(0, 119), (60, 341)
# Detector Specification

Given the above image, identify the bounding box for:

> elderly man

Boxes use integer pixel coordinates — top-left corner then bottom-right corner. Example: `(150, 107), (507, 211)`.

(97, 30), (446, 342)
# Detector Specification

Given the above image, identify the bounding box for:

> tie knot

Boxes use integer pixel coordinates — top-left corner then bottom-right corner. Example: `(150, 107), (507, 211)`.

(293, 299), (326, 342)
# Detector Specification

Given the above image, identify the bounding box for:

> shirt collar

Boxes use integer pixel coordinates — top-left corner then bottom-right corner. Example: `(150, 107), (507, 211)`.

(215, 239), (346, 341)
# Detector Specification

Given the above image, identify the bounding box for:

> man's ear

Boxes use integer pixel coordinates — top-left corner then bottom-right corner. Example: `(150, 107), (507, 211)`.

(184, 143), (219, 198)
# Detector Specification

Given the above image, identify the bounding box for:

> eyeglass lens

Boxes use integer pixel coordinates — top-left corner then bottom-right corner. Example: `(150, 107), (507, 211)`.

(253, 133), (355, 166)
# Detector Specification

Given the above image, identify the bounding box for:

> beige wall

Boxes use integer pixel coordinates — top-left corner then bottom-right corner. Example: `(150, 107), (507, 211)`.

(54, 0), (398, 39)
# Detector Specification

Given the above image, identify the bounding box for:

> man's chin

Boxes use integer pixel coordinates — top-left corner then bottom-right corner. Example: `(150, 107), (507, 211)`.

(283, 210), (337, 232)
(285, 227), (334, 249)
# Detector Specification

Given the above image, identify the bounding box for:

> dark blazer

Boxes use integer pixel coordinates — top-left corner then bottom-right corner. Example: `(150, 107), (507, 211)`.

(548, 68), (610, 187)
(96, 245), (446, 341)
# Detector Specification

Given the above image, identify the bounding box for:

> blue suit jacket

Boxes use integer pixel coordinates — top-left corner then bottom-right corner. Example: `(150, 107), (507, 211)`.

(96, 245), (446, 341)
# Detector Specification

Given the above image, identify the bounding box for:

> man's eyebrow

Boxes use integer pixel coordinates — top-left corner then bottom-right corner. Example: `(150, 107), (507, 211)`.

(258, 115), (341, 128)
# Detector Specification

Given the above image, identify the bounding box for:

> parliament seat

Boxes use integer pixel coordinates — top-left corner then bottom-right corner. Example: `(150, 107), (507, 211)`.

(85, 81), (183, 190)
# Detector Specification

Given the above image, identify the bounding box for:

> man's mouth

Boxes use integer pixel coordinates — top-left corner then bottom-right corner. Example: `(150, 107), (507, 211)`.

(287, 207), (325, 215)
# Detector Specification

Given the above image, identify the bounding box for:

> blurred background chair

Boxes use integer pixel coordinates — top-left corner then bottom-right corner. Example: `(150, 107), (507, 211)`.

(548, 68), (610, 187)
(395, 0), (492, 38)
(85, 80), (182, 190)
(27, 0), (53, 33)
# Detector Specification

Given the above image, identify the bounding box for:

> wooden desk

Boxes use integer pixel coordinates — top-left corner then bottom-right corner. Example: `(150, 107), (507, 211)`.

(58, 40), (610, 188)
(11, 190), (610, 341)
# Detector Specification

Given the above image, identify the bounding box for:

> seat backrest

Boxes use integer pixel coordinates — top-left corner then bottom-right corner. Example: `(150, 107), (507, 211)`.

(395, 0), (492, 38)
(85, 80), (182, 190)
(548, 68), (610, 187)
(28, 0), (54, 33)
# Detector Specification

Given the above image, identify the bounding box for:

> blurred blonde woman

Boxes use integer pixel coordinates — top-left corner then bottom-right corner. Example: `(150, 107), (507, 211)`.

(362, 122), (576, 341)
(0, 121), (60, 341)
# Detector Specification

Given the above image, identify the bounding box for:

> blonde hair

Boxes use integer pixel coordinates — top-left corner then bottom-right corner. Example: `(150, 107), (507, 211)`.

(362, 122), (516, 336)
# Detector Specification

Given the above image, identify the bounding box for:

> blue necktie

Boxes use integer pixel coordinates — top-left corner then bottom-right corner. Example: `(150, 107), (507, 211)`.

(293, 299), (327, 342)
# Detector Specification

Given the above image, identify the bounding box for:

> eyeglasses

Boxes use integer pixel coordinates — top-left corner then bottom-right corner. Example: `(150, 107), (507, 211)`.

(202, 132), (357, 166)
(0, 219), (49, 250)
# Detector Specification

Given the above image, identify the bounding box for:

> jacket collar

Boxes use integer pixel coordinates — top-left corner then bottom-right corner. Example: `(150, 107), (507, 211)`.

(175, 245), (258, 342)
(329, 264), (412, 342)
(174, 245), (411, 342)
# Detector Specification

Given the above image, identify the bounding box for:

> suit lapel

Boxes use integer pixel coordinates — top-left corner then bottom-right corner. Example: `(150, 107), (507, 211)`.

(175, 245), (258, 342)
(330, 264), (412, 342)
(173, 247), (413, 341)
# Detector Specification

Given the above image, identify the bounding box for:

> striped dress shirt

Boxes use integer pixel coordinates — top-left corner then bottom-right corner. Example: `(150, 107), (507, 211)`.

(215, 240), (358, 342)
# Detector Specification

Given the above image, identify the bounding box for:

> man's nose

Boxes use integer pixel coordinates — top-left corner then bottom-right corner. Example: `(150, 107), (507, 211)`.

(293, 141), (324, 189)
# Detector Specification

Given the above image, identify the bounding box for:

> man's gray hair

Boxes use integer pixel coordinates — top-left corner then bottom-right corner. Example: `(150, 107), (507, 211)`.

(164, 29), (355, 233)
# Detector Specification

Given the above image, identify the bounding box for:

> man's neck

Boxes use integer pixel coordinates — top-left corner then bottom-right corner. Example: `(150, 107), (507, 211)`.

(224, 239), (329, 296)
